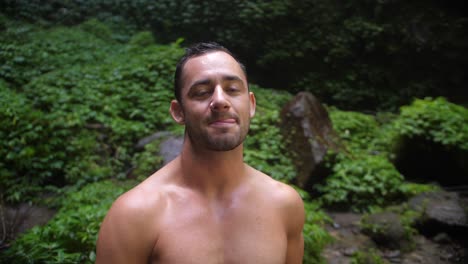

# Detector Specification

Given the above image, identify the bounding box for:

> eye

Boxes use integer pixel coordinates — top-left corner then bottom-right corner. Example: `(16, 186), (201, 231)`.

(227, 86), (240, 94)
(195, 90), (210, 96)
(189, 86), (212, 99)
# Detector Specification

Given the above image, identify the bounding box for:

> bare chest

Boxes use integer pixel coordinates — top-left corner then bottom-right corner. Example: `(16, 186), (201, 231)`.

(151, 199), (287, 264)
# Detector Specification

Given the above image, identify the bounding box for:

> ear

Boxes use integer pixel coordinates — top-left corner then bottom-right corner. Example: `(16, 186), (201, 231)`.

(249, 92), (256, 118)
(170, 100), (185, 124)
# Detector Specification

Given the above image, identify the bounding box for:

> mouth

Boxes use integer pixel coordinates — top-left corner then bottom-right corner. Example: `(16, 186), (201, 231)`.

(210, 118), (237, 126)
(208, 115), (239, 127)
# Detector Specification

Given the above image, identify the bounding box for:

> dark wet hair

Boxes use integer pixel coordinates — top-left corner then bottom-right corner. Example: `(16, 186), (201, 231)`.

(173, 42), (247, 103)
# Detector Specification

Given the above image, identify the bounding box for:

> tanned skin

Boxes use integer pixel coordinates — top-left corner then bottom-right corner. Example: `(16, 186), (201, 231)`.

(96, 50), (305, 264)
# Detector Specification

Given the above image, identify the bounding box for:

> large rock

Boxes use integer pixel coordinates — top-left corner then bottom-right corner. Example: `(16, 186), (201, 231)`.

(135, 131), (183, 165)
(280, 92), (338, 189)
(360, 211), (412, 250)
(159, 135), (183, 165)
(1, 203), (56, 245)
(408, 191), (468, 237)
(135, 131), (172, 151)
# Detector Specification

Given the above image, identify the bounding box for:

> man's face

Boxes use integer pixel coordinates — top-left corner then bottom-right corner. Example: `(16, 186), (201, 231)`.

(174, 51), (256, 151)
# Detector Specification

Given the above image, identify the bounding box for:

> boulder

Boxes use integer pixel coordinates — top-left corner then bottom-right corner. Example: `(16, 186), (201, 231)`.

(159, 135), (183, 165)
(1, 203), (56, 245)
(135, 131), (183, 165)
(408, 191), (468, 237)
(135, 131), (172, 151)
(279, 92), (338, 189)
(360, 211), (412, 250)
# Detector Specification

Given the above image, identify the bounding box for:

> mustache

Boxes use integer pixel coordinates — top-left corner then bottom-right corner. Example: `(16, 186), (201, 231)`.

(207, 112), (239, 123)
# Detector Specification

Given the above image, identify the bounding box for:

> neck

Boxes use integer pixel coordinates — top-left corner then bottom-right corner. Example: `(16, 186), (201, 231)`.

(177, 135), (247, 199)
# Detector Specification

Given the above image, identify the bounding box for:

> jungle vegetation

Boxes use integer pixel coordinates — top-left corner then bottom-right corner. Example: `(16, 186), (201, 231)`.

(1, 1), (467, 263)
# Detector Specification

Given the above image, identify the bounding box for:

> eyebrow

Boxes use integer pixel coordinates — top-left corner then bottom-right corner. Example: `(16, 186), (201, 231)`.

(189, 74), (244, 89)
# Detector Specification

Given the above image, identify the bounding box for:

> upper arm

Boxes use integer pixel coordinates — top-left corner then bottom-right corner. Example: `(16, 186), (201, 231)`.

(95, 193), (157, 264)
(282, 186), (305, 264)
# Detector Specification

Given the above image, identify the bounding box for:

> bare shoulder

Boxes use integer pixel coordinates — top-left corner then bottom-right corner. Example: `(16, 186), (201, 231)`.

(96, 168), (170, 263)
(247, 165), (305, 249)
(247, 166), (305, 216)
(105, 182), (162, 227)
(247, 168), (305, 229)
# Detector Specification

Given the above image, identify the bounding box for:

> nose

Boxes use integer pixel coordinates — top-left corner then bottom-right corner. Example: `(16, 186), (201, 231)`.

(210, 86), (230, 112)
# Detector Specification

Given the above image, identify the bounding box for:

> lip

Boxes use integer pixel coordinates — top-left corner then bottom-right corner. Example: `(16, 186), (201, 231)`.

(209, 118), (237, 126)
(210, 118), (237, 126)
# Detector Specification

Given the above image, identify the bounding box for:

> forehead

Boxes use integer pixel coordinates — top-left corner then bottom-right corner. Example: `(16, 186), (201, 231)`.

(181, 51), (246, 86)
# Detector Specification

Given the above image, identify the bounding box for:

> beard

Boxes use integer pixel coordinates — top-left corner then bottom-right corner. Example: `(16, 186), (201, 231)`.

(184, 112), (250, 151)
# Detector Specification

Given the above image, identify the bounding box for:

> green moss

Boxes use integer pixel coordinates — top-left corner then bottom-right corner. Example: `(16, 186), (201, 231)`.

(351, 248), (387, 264)
(360, 204), (421, 252)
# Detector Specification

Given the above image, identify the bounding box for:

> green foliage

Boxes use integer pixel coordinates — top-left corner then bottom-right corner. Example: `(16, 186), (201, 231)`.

(319, 98), (467, 211)
(320, 108), (404, 211)
(0, 81), (107, 202)
(0, 18), (184, 202)
(4, 0), (467, 110)
(131, 140), (165, 181)
(128, 31), (156, 48)
(395, 97), (468, 150)
(317, 155), (404, 211)
(0, 22), (113, 86)
(359, 205), (422, 252)
(398, 182), (440, 198)
(302, 201), (333, 264)
(1, 180), (134, 264)
(360, 213), (414, 251)
(244, 85), (296, 181)
(78, 18), (114, 42)
(351, 248), (387, 264)
(2, 9), (467, 263)
(329, 108), (380, 152)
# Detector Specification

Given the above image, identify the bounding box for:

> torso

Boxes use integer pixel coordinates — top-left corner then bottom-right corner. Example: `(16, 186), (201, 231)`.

(133, 162), (289, 264)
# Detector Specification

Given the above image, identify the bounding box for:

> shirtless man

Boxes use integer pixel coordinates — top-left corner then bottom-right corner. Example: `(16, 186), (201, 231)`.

(96, 42), (305, 263)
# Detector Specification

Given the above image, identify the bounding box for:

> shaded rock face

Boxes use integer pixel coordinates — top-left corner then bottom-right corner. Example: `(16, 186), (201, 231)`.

(395, 136), (468, 187)
(361, 211), (411, 250)
(324, 210), (467, 264)
(135, 131), (172, 151)
(409, 191), (468, 238)
(1, 203), (56, 246)
(135, 131), (183, 165)
(159, 135), (183, 165)
(279, 92), (337, 189)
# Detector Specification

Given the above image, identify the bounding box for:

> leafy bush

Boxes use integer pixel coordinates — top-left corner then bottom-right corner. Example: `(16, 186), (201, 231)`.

(397, 182), (439, 198)
(317, 154), (404, 211)
(395, 97), (468, 150)
(320, 108), (403, 211)
(319, 104), (452, 211)
(0, 21), (114, 87)
(0, 80), (107, 202)
(302, 201), (333, 264)
(3, 1), (467, 111)
(244, 85), (296, 181)
(1, 180), (134, 264)
(78, 18), (114, 42)
(0, 18), (184, 202)
(329, 108), (380, 152)
(128, 31), (156, 48)
(131, 139), (165, 180)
